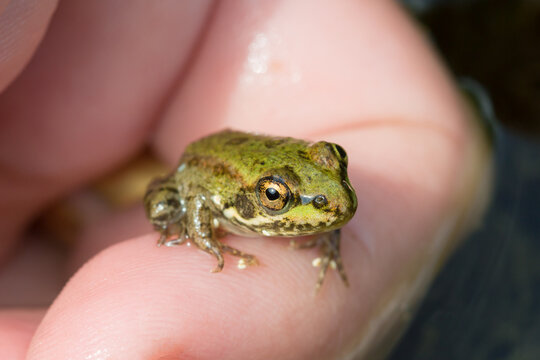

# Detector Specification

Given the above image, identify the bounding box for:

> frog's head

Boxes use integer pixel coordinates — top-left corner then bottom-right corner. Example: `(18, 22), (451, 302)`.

(224, 140), (357, 237)
(144, 179), (185, 231)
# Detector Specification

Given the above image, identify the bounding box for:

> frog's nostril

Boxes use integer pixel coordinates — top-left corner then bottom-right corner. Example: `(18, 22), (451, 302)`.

(312, 195), (328, 209)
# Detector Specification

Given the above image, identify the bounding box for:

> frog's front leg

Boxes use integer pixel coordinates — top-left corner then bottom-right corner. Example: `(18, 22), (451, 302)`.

(220, 244), (259, 269)
(188, 194), (259, 272)
(186, 194), (224, 272)
(291, 229), (349, 290)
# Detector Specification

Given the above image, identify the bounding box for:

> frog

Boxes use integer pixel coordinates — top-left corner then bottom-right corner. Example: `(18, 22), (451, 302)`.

(144, 129), (357, 290)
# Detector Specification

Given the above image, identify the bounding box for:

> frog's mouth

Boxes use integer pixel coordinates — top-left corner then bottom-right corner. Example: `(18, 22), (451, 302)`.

(219, 203), (352, 237)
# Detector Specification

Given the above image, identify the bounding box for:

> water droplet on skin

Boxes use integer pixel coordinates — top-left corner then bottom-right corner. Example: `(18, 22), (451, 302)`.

(241, 31), (302, 86)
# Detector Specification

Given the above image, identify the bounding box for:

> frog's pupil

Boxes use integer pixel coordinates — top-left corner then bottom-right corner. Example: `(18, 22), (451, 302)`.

(266, 187), (280, 201)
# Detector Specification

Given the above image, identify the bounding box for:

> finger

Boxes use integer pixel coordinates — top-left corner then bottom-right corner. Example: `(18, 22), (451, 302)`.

(25, 126), (489, 360)
(0, 0), (214, 260)
(0, 237), (65, 306)
(0, 0), (57, 92)
(66, 204), (152, 275)
(152, 0), (468, 162)
(143, 0), (489, 358)
(0, 0), (58, 260)
(0, 200), (151, 306)
(28, 233), (366, 359)
(0, 309), (45, 360)
(26, 1), (492, 359)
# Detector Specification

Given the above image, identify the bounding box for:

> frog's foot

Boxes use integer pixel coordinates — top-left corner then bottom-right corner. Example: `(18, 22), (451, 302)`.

(316, 230), (349, 290)
(157, 231), (187, 247)
(157, 233), (168, 247)
(163, 237), (187, 247)
(221, 244), (259, 270)
(289, 237), (319, 249)
(208, 247), (225, 273)
(293, 230), (349, 291)
(158, 227), (187, 247)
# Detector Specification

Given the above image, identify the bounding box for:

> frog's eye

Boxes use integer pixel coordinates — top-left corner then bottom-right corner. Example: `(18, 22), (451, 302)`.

(256, 176), (291, 212)
(332, 144), (348, 165)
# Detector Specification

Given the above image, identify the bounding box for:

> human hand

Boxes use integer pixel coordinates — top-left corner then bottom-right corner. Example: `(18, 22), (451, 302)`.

(0, 1), (491, 359)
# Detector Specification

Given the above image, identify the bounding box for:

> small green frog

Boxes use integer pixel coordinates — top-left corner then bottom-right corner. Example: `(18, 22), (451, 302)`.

(144, 130), (357, 289)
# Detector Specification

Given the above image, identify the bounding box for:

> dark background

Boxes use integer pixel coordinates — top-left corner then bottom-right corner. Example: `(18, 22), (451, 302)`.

(390, 1), (540, 359)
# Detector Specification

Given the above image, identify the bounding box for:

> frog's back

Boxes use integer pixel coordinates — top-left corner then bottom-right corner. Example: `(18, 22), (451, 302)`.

(184, 130), (309, 157)
(181, 130), (311, 181)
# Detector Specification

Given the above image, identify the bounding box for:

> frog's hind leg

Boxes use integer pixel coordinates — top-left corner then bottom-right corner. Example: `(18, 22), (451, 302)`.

(162, 236), (187, 247)
(157, 232), (168, 246)
(291, 229), (349, 290)
(220, 244), (259, 269)
(158, 223), (188, 247)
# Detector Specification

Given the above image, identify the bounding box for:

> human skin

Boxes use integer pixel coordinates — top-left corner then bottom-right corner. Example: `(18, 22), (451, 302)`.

(0, 1), (491, 359)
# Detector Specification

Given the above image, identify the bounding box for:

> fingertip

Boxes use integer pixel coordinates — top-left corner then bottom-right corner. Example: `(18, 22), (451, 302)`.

(27, 233), (356, 359)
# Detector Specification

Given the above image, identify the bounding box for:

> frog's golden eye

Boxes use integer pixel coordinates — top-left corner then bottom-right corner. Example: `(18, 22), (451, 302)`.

(256, 176), (291, 212)
(332, 144), (348, 165)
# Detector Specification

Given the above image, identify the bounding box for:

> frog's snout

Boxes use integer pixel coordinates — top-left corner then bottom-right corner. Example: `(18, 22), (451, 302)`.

(333, 179), (357, 224)
(342, 179), (358, 212)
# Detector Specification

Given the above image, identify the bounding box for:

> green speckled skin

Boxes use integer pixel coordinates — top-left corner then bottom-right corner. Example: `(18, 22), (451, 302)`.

(144, 129), (357, 289)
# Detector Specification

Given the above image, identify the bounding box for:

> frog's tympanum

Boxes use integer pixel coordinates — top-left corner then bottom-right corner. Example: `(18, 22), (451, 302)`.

(144, 130), (357, 289)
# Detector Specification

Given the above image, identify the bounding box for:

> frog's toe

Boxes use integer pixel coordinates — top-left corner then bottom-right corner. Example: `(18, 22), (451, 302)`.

(163, 237), (186, 247)
(314, 251), (349, 290)
(211, 264), (224, 273)
(332, 254), (349, 287)
(301, 230), (349, 290)
(203, 245), (224, 273)
(315, 255), (331, 292)
(238, 255), (259, 269)
(220, 244), (259, 269)
(157, 233), (167, 247)
(290, 238), (319, 249)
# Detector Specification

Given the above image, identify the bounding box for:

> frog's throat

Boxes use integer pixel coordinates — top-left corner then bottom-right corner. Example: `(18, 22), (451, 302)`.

(219, 207), (343, 237)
